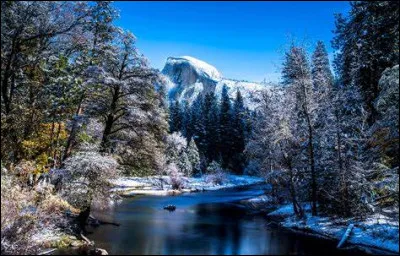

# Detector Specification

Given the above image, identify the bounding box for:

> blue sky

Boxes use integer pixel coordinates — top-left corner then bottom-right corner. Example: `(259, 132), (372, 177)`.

(114, 1), (350, 82)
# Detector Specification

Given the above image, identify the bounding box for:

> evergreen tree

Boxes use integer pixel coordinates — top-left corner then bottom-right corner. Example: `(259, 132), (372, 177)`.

(191, 94), (206, 158)
(311, 40), (335, 195)
(169, 100), (182, 133)
(181, 100), (193, 140)
(231, 90), (246, 174)
(282, 45), (318, 216)
(203, 92), (220, 163)
(332, 1), (399, 125)
(219, 85), (233, 168)
(311, 41), (334, 92)
(186, 137), (201, 176)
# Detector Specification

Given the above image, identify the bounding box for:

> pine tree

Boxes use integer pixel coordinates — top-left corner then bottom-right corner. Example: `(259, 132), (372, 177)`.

(191, 94), (205, 154)
(186, 137), (201, 176)
(203, 92), (220, 163)
(169, 100), (182, 133)
(231, 90), (246, 174)
(311, 41), (335, 197)
(282, 45), (318, 216)
(311, 41), (334, 92)
(332, 1), (399, 125)
(181, 100), (193, 140)
(219, 85), (233, 168)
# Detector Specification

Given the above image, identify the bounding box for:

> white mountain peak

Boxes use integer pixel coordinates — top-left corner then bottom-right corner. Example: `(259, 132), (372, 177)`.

(163, 56), (276, 110)
(166, 56), (222, 81)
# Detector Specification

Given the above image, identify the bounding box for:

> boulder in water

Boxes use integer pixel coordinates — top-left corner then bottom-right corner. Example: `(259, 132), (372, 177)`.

(163, 205), (176, 211)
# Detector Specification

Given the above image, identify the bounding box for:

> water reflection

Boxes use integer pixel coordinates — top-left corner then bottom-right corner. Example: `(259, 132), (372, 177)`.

(87, 186), (366, 255)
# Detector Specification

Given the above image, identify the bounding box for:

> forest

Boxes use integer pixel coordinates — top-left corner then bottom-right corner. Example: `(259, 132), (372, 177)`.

(1, 1), (399, 255)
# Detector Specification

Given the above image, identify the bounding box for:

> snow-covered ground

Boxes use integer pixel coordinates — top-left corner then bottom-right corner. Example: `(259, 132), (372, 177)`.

(267, 203), (399, 254)
(110, 174), (265, 196)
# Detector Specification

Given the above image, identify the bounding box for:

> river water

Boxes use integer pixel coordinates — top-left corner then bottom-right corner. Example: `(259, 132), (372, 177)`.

(85, 184), (366, 255)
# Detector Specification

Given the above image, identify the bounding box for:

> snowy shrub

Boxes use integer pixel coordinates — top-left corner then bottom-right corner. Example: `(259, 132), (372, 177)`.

(205, 161), (227, 185)
(165, 132), (194, 176)
(166, 163), (185, 190)
(61, 151), (119, 211)
(13, 160), (37, 186)
(1, 173), (73, 255)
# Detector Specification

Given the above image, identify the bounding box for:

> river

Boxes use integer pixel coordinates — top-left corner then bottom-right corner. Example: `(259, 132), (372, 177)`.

(84, 184), (366, 255)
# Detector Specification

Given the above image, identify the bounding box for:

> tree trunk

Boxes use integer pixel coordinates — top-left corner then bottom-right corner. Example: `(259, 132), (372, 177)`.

(100, 114), (114, 152)
(336, 111), (350, 217)
(305, 111), (317, 216)
(77, 206), (91, 234)
(288, 162), (303, 218)
(100, 87), (119, 153)
(62, 96), (84, 162)
(53, 122), (62, 167)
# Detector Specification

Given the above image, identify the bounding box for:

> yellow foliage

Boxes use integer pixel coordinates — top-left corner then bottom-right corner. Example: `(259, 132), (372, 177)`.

(40, 193), (80, 215)
(21, 122), (68, 165)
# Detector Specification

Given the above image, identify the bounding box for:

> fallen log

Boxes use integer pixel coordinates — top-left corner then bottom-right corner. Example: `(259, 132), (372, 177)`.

(337, 224), (354, 248)
(89, 215), (120, 226)
(38, 248), (57, 255)
(80, 232), (94, 246)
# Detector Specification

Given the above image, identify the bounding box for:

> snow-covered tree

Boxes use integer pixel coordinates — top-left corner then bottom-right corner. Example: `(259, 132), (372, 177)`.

(230, 90), (246, 174)
(282, 45), (318, 216)
(203, 92), (220, 163)
(219, 85), (233, 168)
(370, 65), (399, 168)
(186, 138), (201, 176)
(169, 100), (183, 133)
(205, 161), (226, 185)
(61, 151), (119, 228)
(165, 132), (192, 176)
(332, 1), (399, 125)
(84, 30), (167, 175)
(1, 1), (89, 163)
(181, 100), (193, 140)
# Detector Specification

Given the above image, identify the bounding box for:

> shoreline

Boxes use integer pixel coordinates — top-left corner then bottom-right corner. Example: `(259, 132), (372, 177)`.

(38, 181), (398, 256)
(239, 196), (399, 255)
(110, 174), (266, 197)
(36, 175), (266, 254)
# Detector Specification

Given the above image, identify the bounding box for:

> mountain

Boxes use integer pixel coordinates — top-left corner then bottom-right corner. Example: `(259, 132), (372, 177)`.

(162, 56), (275, 110)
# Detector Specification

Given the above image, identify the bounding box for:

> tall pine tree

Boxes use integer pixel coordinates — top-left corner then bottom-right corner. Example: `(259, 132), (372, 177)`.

(282, 45), (318, 216)
(169, 100), (182, 133)
(231, 90), (246, 174)
(219, 85), (233, 168)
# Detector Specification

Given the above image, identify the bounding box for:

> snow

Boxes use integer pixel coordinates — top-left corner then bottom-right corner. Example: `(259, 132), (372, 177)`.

(164, 56), (278, 110)
(166, 56), (222, 81)
(178, 81), (204, 104)
(267, 204), (399, 254)
(215, 79), (271, 110)
(111, 174), (265, 196)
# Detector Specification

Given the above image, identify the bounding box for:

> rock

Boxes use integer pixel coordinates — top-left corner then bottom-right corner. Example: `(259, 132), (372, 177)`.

(162, 56), (275, 110)
(89, 248), (109, 255)
(168, 189), (182, 196)
(163, 205), (176, 211)
(70, 240), (83, 247)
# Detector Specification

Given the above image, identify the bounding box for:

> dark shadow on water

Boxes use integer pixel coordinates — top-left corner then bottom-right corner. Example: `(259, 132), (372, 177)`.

(62, 185), (368, 255)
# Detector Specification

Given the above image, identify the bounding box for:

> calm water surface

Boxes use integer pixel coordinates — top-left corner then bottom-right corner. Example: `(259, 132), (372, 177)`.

(86, 184), (366, 255)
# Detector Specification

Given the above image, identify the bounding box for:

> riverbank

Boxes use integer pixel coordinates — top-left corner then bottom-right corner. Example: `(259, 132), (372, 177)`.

(240, 195), (399, 255)
(110, 174), (265, 196)
(33, 175), (264, 254)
